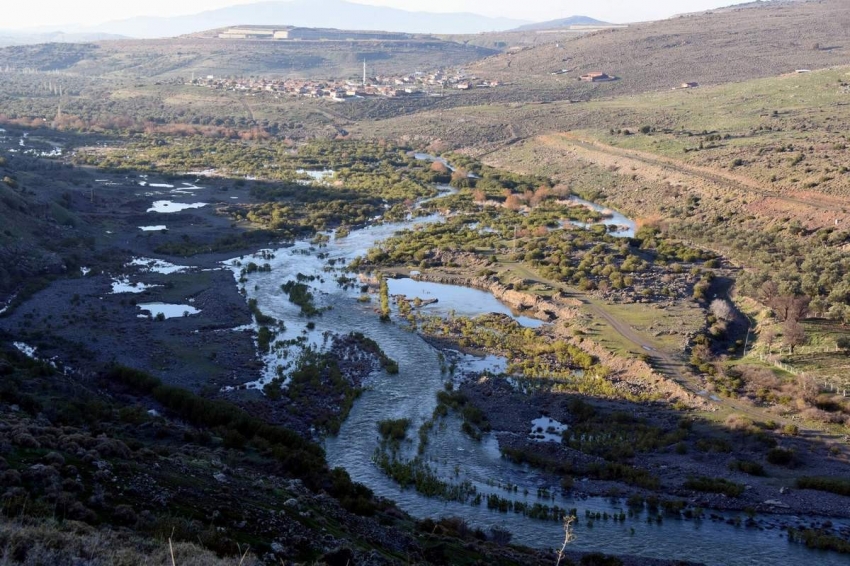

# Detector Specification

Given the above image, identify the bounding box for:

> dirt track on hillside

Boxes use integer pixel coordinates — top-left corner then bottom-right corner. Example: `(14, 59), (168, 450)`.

(540, 133), (847, 229)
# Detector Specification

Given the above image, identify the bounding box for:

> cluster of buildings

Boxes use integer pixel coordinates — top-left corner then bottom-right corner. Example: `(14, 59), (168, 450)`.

(189, 69), (501, 101)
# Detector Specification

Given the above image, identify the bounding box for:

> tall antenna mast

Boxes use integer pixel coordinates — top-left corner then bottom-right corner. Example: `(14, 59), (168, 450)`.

(363, 59), (366, 87)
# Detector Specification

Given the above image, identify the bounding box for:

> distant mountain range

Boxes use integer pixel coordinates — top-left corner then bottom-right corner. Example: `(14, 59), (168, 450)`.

(82, 0), (529, 38)
(512, 16), (611, 31)
(0, 3), (615, 46)
(0, 31), (126, 47)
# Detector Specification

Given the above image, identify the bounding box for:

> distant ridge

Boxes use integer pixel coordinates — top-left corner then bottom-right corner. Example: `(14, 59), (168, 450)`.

(513, 16), (610, 31)
(84, 0), (529, 38)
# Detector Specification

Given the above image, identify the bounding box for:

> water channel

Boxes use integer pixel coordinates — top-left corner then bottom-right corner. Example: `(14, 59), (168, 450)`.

(228, 163), (848, 566)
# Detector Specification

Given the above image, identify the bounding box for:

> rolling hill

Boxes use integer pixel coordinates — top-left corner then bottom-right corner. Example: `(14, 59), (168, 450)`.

(0, 33), (498, 79)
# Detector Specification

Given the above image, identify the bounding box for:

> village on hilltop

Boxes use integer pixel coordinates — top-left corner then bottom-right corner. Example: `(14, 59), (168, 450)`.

(189, 66), (501, 101)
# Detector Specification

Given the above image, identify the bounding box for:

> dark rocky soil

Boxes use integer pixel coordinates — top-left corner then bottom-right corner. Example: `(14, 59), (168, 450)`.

(457, 373), (850, 521)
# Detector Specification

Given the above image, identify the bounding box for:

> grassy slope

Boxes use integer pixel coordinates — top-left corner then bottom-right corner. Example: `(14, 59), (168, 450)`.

(580, 68), (850, 199)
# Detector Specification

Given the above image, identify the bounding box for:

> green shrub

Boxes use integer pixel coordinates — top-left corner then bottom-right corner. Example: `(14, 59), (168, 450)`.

(223, 430), (247, 449)
(329, 467), (376, 516)
(729, 459), (766, 476)
(377, 418), (410, 443)
(347, 332), (399, 374)
(796, 477), (850, 497)
(766, 448), (795, 466)
(281, 281), (322, 317)
(788, 528), (850, 554)
(782, 423), (799, 436)
(104, 365), (329, 490)
(257, 326), (273, 353)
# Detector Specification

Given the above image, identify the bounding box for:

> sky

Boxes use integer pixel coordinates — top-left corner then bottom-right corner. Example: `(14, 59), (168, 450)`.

(3, 0), (752, 29)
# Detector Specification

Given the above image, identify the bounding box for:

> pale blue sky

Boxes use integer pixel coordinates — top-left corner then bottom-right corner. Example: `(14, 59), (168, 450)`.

(3, 0), (751, 29)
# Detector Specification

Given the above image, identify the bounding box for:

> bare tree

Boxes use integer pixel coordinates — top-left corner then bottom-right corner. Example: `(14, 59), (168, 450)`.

(761, 327), (777, 354)
(552, 183), (571, 197)
(764, 289), (810, 323)
(504, 194), (522, 211)
(759, 281), (779, 304)
(783, 320), (806, 354)
(710, 299), (734, 322)
(530, 185), (551, 207)
(450, 169), (469, 185)
(785, 294), (811, 323)
(430, 161), (449, 174)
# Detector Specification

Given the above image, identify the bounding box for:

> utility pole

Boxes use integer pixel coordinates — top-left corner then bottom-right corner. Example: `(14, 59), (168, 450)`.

(363, 59), (367, 87)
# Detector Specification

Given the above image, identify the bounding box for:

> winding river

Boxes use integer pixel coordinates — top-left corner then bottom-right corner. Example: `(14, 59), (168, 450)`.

(228, 163), (848, 566)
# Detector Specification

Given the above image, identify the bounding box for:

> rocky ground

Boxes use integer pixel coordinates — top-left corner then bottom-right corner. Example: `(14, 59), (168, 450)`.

(0, 149), (278, 392)
(0, 265), (257, 390)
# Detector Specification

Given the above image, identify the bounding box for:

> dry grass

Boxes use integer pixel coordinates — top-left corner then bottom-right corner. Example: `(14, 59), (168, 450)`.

(0, 517), (259, 566)
(595, 301), (703, 353)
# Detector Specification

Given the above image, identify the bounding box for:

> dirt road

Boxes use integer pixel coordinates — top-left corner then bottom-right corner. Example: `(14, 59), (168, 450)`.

(544, 133), (845, 216)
